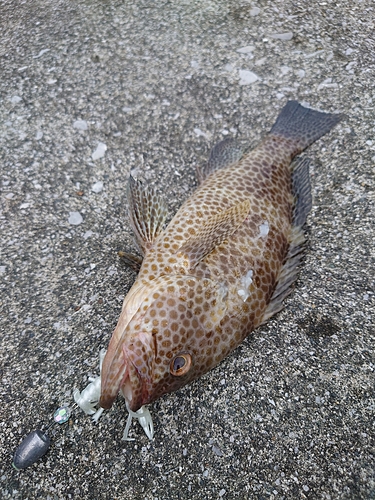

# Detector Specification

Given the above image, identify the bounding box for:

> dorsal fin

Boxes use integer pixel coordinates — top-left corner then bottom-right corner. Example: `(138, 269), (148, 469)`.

(197, 138), (243, 184)
(177, 199), (251, 269)
(261, 157), (313, 323)
(127, 176), (168, 254)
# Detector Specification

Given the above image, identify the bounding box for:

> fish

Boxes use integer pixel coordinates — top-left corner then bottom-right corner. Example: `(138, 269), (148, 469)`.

(97, 101), (344, 429)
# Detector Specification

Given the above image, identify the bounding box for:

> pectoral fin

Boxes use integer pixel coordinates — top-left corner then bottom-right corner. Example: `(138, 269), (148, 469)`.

(118, 251), (143, 272)
(177, 199), (251, 268)
(127, 176), (168, 254)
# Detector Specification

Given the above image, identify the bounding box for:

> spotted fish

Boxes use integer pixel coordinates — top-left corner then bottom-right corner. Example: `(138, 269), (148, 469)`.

(99, 101), (343, 420)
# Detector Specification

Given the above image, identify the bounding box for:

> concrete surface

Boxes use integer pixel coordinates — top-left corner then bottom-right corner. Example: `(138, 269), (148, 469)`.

(1, 0), (374, 499)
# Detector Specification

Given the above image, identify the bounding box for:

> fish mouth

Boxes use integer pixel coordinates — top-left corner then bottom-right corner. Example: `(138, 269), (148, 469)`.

(99, 343), (144, 410)
(99, 355), (129, 410)
(99, 353), (149, 412)
(99, 330), (154, 412)
(120, 370), (143, 412)
(120, 335), (154, 412)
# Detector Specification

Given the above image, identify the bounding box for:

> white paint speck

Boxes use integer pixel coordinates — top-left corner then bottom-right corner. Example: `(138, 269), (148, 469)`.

(305, 50), (324, 59)
(280, 66), (291, 75)
(33, 48), (50, 59)
(73, 120), (88, 130)
(318, 78), (338, 91)
(35, 130), (43, 140)
(92, 181), (103, 193)
(250, 7), (260, 16)
(0, 266), (6, 274)
(255, 57), (267, 66)
(270, 32), (293, 41)
(238, 70), (259, 85)
(194, 128), (209, 139)
(68, 211), (83, 225)
(345, 61), (356, 71)
(92, 142), (107, 160)
(236, 45), (255, 54)
(10, 96), (22, 104)
(259, 221), (269, 237)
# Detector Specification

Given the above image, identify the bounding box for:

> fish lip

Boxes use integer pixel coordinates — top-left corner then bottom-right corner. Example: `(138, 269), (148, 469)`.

(120, 369), (142, 413)
(99, 359), (129, 410)
(120, 345), (153, 412)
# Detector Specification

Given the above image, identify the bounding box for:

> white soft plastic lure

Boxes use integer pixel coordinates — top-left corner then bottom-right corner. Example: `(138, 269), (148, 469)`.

(74, 350), (154, 440)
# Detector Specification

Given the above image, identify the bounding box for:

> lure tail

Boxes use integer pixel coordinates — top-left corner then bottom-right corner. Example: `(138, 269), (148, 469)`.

(270, 100), (345, 156)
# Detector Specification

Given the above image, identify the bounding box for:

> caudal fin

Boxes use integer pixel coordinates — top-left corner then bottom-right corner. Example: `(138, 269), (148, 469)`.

(270, 101), (345, 155)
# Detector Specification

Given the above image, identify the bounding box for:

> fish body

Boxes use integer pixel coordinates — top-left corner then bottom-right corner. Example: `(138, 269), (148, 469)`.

(99, 101), (343, 414)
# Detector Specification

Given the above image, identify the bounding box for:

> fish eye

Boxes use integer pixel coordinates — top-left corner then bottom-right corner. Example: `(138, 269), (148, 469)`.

(170, 354), (192, 376)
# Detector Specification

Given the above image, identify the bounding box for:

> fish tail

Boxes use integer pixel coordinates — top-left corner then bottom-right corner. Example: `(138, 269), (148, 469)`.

(270, 100), (345, 156)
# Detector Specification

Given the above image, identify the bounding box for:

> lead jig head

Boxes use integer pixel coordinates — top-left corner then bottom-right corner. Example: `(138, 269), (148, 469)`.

(12, 404), (72, 470)
(12, 429), (51, 470)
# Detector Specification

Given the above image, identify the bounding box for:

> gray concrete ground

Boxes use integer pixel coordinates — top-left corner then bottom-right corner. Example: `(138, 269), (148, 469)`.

(1, 1), (374, 499)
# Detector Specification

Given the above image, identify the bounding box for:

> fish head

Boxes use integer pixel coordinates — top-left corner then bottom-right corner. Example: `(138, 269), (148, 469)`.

(99, 275), (227, 412)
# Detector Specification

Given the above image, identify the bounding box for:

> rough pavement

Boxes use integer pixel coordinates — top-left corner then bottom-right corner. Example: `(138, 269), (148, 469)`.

(1, 1), (374, 499)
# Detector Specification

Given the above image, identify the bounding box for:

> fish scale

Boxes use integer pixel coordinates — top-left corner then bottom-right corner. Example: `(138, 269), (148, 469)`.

(98, 101), (344, 421)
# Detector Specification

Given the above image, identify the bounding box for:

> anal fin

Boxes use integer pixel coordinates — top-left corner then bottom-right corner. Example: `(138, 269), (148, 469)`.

(127, 176), (168, 254)
(177, 199), (251, 269)
(292, 157), (312, 227)
(261, 226), (307, 324)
